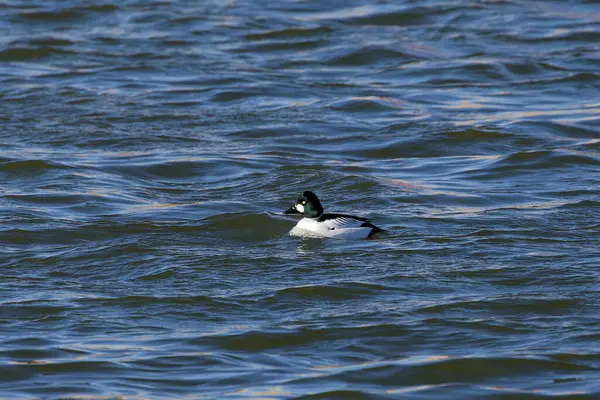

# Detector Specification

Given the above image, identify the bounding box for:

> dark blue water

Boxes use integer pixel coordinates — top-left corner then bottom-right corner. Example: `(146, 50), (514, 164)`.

(2, 0), (600, 398)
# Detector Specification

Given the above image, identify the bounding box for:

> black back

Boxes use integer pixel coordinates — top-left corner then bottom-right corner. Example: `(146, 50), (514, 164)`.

(317, 213), (366, 222)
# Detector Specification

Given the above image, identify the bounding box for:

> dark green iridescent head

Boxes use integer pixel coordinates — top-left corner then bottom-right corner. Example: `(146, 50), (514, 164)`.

(283, 191), (324, 218)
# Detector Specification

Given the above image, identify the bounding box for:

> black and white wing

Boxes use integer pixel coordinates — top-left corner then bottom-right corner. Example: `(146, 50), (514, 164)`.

(318, 213), (385, 238)
(318, 213), (368, 230)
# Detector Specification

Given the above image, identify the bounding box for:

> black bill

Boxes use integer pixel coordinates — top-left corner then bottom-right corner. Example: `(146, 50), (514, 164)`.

(284, 205), (300, 214)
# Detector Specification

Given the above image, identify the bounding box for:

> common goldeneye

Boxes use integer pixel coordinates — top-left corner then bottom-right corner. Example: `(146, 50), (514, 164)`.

(283, 191), (385, 239)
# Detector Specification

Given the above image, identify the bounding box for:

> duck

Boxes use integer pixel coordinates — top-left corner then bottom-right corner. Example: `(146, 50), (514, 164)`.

(283, 191), (385, 239)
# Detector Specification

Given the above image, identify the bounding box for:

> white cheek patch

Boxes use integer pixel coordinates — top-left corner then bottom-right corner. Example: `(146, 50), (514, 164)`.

(296, 203), (305, 213)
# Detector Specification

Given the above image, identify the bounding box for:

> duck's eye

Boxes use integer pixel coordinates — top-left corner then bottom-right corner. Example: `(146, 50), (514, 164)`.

(302, 200), (306, 204)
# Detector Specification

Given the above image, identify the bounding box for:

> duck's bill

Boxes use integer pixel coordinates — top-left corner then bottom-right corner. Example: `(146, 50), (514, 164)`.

(284, 205), (300, 215)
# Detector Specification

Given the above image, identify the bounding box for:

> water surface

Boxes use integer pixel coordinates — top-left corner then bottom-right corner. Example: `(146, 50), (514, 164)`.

(1, 0), (600, 398)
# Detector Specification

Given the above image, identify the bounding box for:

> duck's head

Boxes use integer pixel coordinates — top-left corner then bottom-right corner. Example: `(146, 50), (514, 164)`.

(284, 190), (324, 218)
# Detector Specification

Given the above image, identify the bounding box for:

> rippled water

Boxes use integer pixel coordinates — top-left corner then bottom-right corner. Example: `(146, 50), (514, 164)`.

(2, 0), (600, 398)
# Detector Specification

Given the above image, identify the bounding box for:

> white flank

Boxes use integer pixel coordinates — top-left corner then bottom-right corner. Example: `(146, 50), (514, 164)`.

(289, 218), (374, 239)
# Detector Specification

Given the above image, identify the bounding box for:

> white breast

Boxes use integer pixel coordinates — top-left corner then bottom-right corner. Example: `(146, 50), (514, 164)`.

(289, 218), (373, 239)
